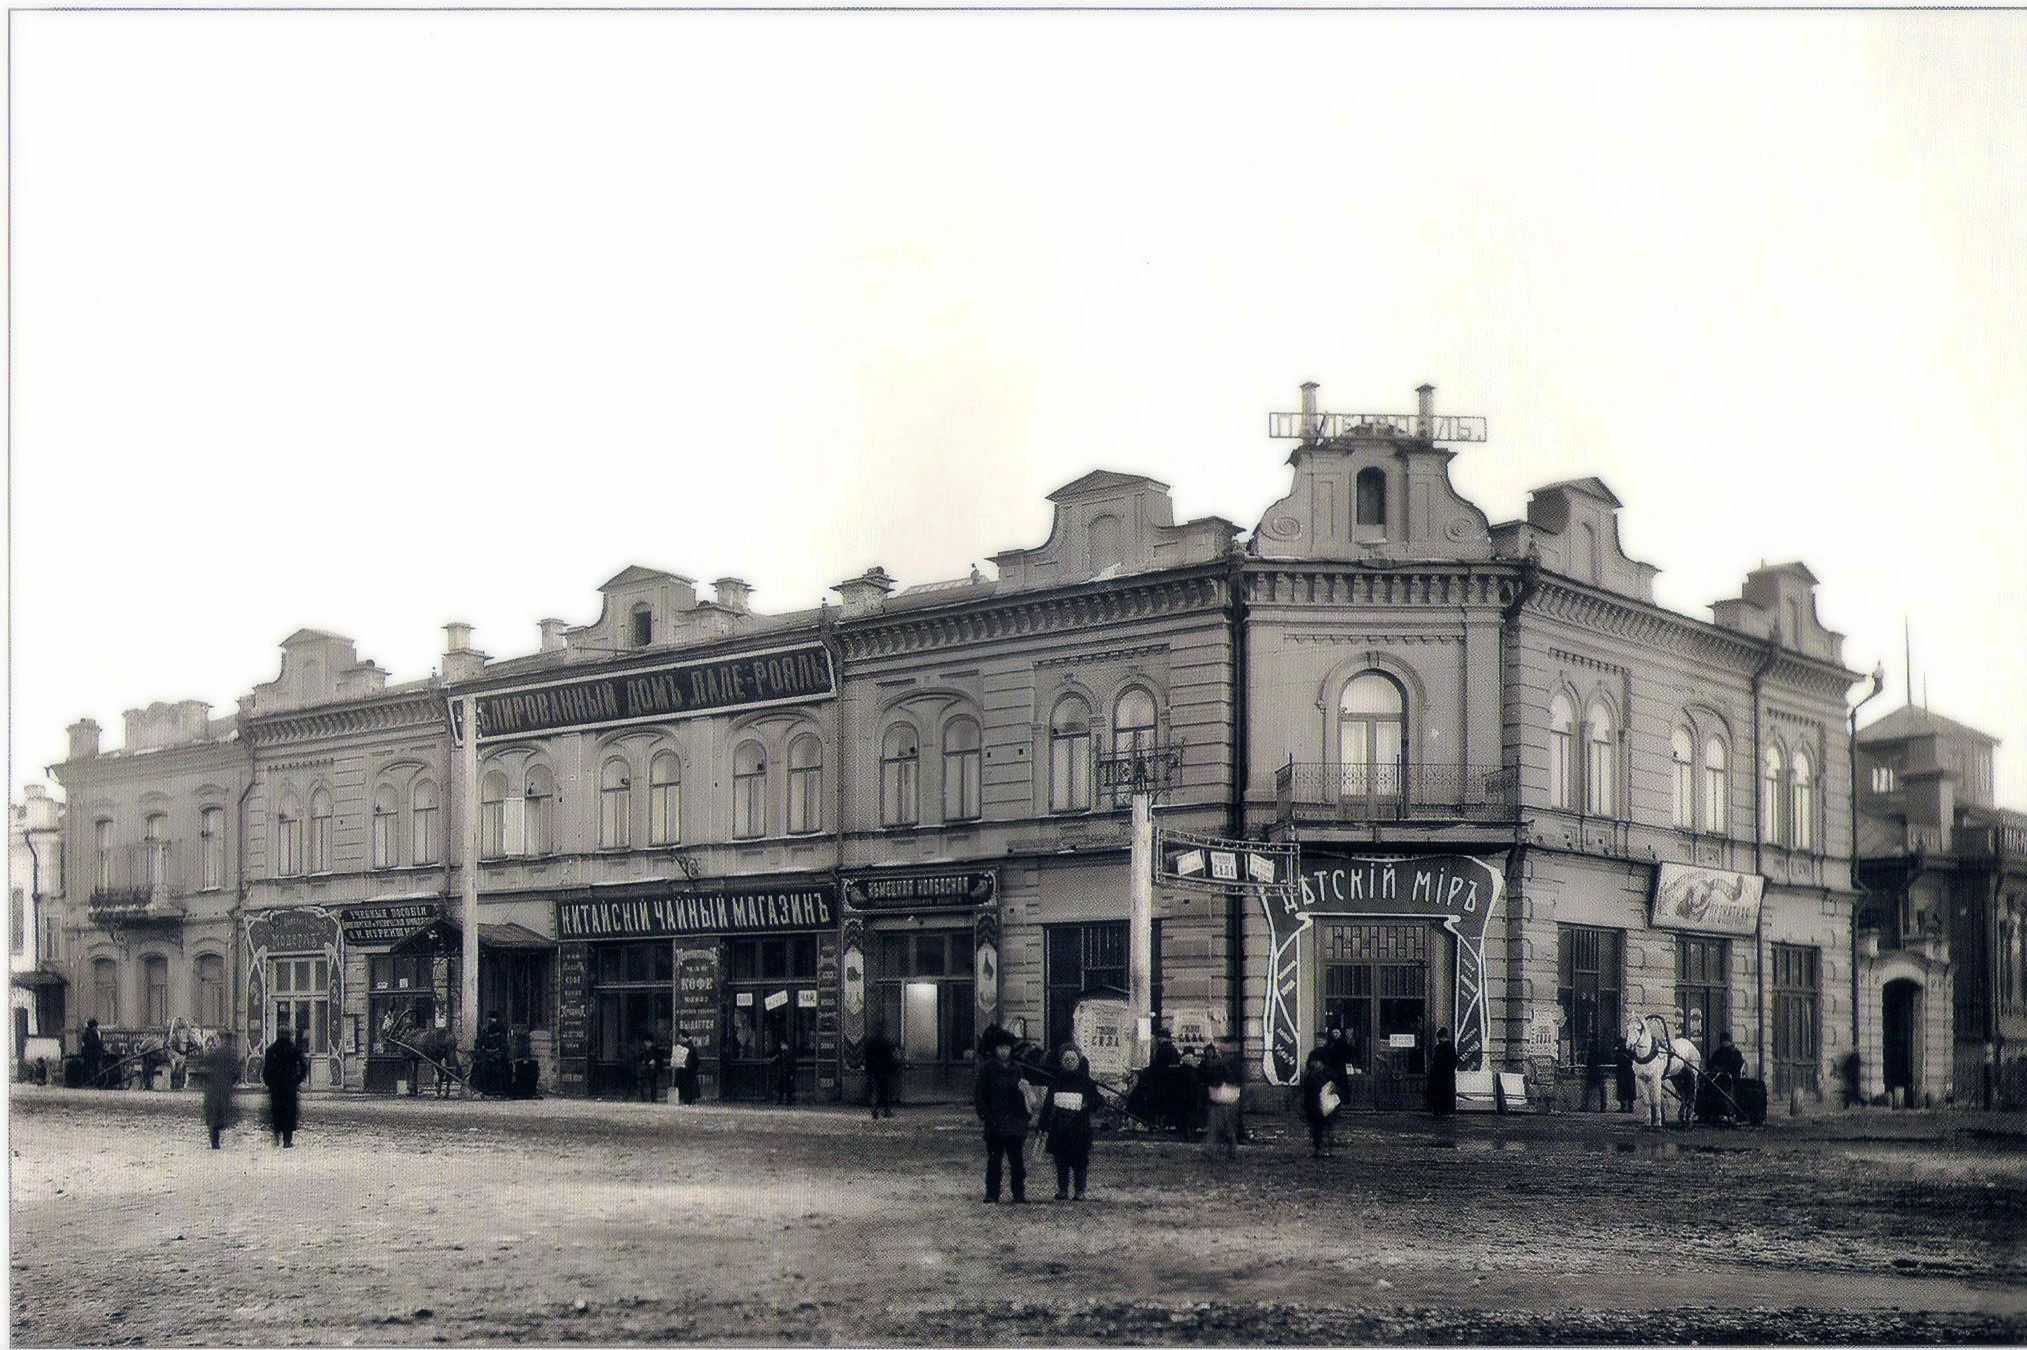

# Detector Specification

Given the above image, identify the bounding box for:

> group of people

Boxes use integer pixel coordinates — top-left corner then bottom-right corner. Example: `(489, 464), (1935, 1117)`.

(1300, 1025), (1460, 1156)
(1131, 1031), (1246, 1150)
(1578, 1030), (1748, 1119)
(633, 1031), (703, 1104)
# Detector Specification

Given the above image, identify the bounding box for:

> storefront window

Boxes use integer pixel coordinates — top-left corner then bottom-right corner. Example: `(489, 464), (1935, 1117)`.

(1676, 935), (1730, 1054)
(1321, 922), (1430, 1080)
(721, 936), (819, 1101)
(482, 950), (553, 1030)
(271, 955), (332, 1054)
(1770, 942), (1820, 1097)
(368, 953), (450, 1054)
(1557, 925), (1623, 1065)
(872, 929), (974, 1082)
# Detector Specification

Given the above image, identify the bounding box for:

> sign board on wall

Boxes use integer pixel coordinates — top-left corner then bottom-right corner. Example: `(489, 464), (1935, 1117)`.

(556, 886), (835, 940)
(1526, 1007), (1562, 1057)
(340, 901), (445, 946)
(556, 943), (590, 1091)
(456, 644), (835, 742)
(842, 871), (995, 909)
(1650, 864), (1764, 937)
(1164, 1005), (1228, 1056)
(815, 933), (840, 1089)
(673, 940), (720, 1062)
(1073, 996), (1131, 1084)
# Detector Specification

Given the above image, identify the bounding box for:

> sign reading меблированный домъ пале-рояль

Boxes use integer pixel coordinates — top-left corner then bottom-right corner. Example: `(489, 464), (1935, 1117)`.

(456, 644), (834, 742)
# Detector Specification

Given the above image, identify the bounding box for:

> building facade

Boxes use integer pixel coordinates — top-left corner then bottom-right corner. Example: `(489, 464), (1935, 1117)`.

(1854, 706), (2027, 1108)
(10, 785), (66, 1066)
(38, 384), (1870, 1106)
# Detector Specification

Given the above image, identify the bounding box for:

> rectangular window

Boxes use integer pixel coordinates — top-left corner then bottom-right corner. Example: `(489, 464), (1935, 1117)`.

(201, 808), (227, 889)
(145, 958), (170, 1025)
(1584, 737), (1614, 816)
(9, 888), (23, 956)
(1676, 935), (1730, 1052)
(412, 798), (440, 866)
(1770, 942), (1820, 1097)
(788, 765), (821, 835)
(1870, 764), (1895, 794)
(734, 774), (765, 840)
(196, 954), (227, 1026)
(1672, 758), (1695, 831)
(1548, 731), (1575, 810)
(1556, 925), (1624, 1066)
(1050, 734), (1092, 814)
(944, 748), (981, 822)
(482, 950), (554, 1031)
(95, 820), (114, 890)
(1704, 762), (1727, 835)
(1044, 921), (1136, 1053)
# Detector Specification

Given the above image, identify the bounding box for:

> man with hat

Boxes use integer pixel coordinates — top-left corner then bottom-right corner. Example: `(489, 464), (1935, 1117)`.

(972, 1027), (1032, 1203)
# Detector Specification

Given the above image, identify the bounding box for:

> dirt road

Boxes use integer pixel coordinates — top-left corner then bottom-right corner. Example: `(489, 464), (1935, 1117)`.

(9, 1086), (2025, 1345)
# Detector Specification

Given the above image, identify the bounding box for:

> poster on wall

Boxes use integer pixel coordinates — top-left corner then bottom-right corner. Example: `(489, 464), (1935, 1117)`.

(973, 914), (1000, 1036)
(556, 943), (591, 1093)
(1650, 863), (1764, 937)
(1073, 995), (1131, 1085)
(1164, 1005), (1228, 1056)
(838, 917), (867, 1070)
(1256, 852), (1508, 1086)
(672, 940), (720, 1063)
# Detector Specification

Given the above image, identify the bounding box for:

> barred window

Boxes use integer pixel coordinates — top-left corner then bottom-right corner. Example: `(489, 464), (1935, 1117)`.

(1557, 925), (1624, 1065)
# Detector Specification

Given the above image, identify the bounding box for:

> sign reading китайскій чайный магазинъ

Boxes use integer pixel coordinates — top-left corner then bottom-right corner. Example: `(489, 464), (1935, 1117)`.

(458, 644), (834, 742)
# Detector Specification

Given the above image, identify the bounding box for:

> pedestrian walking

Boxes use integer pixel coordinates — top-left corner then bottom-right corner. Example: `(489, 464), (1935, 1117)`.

(1582, 1037), (1610, 1112)
(1323, 1024), (1353, 1101)
(1039, 1044), (1098, 1200)
(1200, 1042), (1241, 1161)
(863, 1023), (899, 1120)
(770, 1037), (797, 1106)
(1426, 1027), (1458, 1118)
(262, 1024), (310, 1148)
(1615, 1037), (1637, 1113)
(973, 1028), (1031, 1203)
(1300, 1050), (1338, 1158)
(199, 1033), (240, 1149)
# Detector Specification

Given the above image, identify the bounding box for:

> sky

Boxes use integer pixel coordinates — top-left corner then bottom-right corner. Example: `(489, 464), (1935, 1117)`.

(9, 10), (2026, 807)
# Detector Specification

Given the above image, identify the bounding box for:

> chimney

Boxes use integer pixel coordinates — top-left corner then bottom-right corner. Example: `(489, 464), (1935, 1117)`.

(123, 708), (152, 752)
(831, 566), (896, 618)
(442, 622), (488, 682)
(173, 700), (211, 742)
(66, 718), (101, 761)
(538, 619), (569, 652)
(712, 578), (752, 615)
(1299, 382), (1320, 441)
(1416, 384), (1435, 440)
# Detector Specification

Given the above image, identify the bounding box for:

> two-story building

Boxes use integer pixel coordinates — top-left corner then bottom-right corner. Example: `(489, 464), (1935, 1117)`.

(10, 785), (66, 1068)
(1854, 706), (2027, 1108)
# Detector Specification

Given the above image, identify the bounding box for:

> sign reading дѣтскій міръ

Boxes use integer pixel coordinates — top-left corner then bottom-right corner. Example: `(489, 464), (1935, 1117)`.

(456, 644), (834, 742)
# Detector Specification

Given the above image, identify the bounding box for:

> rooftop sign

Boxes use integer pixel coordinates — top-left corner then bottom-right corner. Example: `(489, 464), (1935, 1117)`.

(456, 643), (834, 742)
(1267, 411), (1487, 444)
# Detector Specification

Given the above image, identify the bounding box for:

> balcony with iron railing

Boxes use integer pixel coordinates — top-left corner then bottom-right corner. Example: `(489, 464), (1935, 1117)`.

(88, 842), (189, 926)
(1273, 761), (1519, 826)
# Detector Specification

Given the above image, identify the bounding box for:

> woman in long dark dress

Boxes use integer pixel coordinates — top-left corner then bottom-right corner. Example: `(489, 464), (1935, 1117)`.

(1039, 1045), (1099, 1200)
(262, 1025), (310, 1147)
(1425, 1027), (1458, 1118)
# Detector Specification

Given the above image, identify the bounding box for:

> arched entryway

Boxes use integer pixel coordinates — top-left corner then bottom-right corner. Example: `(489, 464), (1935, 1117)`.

(1882, 978), (1922, 1106)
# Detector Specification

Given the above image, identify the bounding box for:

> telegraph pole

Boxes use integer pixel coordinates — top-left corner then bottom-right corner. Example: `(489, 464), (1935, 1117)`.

(458, 693), (481, 1052)
(1128, 790), (1154, 1070)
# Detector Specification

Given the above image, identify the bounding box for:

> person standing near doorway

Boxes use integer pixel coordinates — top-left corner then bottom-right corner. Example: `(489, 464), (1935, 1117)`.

(863, 1023), (899, 1120)
(974, 1028), (1031, 1203)
(80, 1018), (106, 1089)
(1583, 1037), (1610, 1113)
(770, 1035), (796, 1106)
(1616, 1037), (1638, 1114)
(262, 1024), (310, 1148)
(635, 1032), (664, 1103)
(1300, 1049), (1338, 1158)
(1426, 1027), (1458, 1118)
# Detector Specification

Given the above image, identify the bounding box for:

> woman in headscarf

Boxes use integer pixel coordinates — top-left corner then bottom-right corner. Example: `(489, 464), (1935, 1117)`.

(1039, 1043), (1100, 1200)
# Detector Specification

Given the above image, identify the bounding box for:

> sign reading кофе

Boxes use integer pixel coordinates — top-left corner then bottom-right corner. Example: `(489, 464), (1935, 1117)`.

(457, 644), (834, 742)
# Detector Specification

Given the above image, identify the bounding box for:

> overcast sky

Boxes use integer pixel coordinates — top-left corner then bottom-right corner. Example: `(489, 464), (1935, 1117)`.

(10, 10), (2025, 807)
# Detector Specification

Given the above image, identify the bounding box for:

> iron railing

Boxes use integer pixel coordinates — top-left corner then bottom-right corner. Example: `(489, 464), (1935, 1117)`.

(1274, 761), (1518, 823)
(88, 842), (189, 919)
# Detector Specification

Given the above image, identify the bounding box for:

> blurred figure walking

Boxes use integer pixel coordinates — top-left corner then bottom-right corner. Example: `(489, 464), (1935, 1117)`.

(199, 1033), (240, 1149)
(262, 1024), (310, 1148)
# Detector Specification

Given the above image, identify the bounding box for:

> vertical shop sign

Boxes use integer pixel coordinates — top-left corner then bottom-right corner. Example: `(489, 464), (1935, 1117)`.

(839, 916), (868, 1070)
(556, 943), (591, 1093)
(974, 913), (1001, 1034)
(816, 933), (841, 1092)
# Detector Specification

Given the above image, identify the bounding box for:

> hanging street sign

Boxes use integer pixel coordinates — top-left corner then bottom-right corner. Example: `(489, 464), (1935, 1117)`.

(1154, 829), (1296, 890)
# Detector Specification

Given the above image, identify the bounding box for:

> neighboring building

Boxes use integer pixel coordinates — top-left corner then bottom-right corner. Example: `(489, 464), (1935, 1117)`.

(47, 705), (246, 1069)
(1854, 706), (2027, 1108)
(10, 785), (66, 1065)
(37, 383), (1870, 1106)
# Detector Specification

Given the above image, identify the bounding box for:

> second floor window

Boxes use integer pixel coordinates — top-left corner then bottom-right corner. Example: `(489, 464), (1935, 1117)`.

(411, 779), (440, 865)
(733, 741), (767, 839)
(1790, 749), (1815, 851)
(881, 724), (920, 827)
(308, 789), (333, 874)
(143, 812), (167, 889)
(1114, 688), (1157, 758)
(1583, 703), (1616, 816)
(649, 752), (682, 845)
(1670, 728), (1696, 830)
(371, 787), (398, 869)
(599, 759), (632, 851)
(1339, 672), (1405, 794)
(942, 718), (981, 822)
(276, 800), (303, 877)
(95, 819), (113, 890)
(1703, 736), (1729, 835)
(788, 735), (823, 835)
(1762, 745), (1785, 843)
(200, 805), (226, 889)
(481, 771), (510, 859)
(525, 764), (556, 855)
(1049, 696), (1092, 814)
(1548, 695), (1577, 810)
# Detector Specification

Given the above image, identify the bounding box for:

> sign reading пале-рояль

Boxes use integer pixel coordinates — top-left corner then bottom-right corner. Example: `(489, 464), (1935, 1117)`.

(556, 886), (836, 940)
(458, 644), (834, 742)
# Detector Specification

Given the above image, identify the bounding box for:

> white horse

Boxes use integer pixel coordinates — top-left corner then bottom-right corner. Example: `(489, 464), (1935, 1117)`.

(1624, 1013), (1702, 1128)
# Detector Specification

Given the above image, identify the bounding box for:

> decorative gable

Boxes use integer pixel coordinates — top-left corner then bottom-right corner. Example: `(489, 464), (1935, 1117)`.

(1490, 478), (1659, 603)
(251, 630), (368, 714)
(991, 471), (1236, 591)
(1712, 562), (1846, 664)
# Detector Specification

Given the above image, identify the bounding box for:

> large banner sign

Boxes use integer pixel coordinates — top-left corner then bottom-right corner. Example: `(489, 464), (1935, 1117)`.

(1650, 863), (1764, 937)
(1259, 853), (1507, 1086)
(456, 643), (835, 742)
(555, 885), (835, 940)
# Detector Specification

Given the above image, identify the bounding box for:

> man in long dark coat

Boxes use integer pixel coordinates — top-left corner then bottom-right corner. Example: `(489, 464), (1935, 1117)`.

(200, 1033), (240, 1149)
(262, 1024), (310, 1147)
(973, 1028), (1031, 1203)
(1425, 1026), (1459, 1118)
(863, 1024), (899, 1120)
(81, 1018), (107, 1089)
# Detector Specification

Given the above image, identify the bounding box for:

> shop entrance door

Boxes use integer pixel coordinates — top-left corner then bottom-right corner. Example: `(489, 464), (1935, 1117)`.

(1319, 922), (1431, 1110)
(873, 929), (976, 1101)
(589, 941), (673, 1098)
(722, 935), (820, 1102)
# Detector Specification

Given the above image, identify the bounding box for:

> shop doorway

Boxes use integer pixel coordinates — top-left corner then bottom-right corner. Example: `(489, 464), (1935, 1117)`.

(1883, 978), (1921, 1105)
(873, 928), (976, 1101)
(589, 941), (673, 1098)
(1318, 921), (1436, 1110)
(721, 935), (819, 1102)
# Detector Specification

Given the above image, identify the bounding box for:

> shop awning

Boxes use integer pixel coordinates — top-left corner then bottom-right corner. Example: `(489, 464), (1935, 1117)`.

(10, 970), (66, 989)
(477, 922), (552, 949)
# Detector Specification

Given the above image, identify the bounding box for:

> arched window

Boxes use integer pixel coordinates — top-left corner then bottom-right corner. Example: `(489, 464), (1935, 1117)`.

(1584, 703), (1616, 816)
(480, 771), (509, 859)
(649, 752), (683, 846)
(275, 796), (303, 877)
(788, 735), (823, 835)
(200, 805), (226, 890)
(410, 779), (440, 866)
(308, 788), (333, 874)
(599, 758), (632, 851)
(631, 603), (653, 648)
(1049, 696), (1093, 813)
(1703, 736), (1729, 836)
(1355, 467), (1386, 528)
(143, 812), (167, 890)
(525, 764), (556, 855)
(881, 724), (921, 827)
(371, 786), (398, 869)
(1790, 749), (1815, 851)
(195, 953), (226, 1026)
(1762, 745), (1785, 842)
(92, 957), (119, 1025)
(143, 955), (169, 1025)
(1114, 687), (1158, 759)
(1088, 514), (1122, 572)
(1548, 694), (1578, 810)
(733, 741), (767, 839)
(1670, 728), (1696, 831)
(1340, 672), (1406, 801)
(943, 718), (982, 822)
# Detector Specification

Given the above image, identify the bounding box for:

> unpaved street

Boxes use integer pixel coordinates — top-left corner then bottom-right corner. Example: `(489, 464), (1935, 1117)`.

(9, 1086), (2026, 1345)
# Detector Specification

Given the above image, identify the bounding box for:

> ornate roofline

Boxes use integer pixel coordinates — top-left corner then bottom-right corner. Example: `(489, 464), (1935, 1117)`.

(1241, 563), (1521, 610)
(245, 690), (449, 747)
